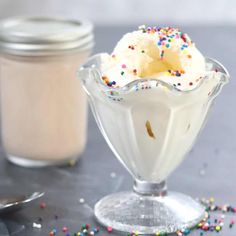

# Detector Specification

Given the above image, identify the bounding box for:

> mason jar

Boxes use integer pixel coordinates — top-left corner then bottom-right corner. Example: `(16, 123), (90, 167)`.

(0, 17), (93, 167)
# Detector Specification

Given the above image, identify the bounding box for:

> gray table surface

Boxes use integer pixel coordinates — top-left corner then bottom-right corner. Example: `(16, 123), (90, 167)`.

(0, 25), (235, 236)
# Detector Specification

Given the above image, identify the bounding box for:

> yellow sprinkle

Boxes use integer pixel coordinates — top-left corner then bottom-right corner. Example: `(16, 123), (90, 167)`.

(69, 159), (77, 167)
(209, 197), (215, 203)
(198, 223), (203, 227)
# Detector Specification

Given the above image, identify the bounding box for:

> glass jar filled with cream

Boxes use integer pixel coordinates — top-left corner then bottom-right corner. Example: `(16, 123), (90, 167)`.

(0, 17), (93, 167)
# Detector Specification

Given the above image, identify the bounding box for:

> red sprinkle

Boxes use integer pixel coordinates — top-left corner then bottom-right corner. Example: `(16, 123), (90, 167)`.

(181, 33), (186, 42)
(40, 202), (46, 209)
(189, 82), (193, 86)
(49, 231), (55, 236)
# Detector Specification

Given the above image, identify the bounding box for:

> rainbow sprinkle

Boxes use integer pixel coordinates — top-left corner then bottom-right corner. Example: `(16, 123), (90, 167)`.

(102, 26), (197, 90)
(138, 26), (193, 59)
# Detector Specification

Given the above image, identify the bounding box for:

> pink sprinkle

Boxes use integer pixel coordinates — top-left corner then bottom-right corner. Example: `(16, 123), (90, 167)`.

(121, 64), (127, 69)
(202, 225), (209, 231)
(62, 226), (68, 232)
(107, 226), (113, 233)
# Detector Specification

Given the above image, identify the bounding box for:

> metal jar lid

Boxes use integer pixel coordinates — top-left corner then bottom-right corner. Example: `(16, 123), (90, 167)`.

(0, 16), (94, 56)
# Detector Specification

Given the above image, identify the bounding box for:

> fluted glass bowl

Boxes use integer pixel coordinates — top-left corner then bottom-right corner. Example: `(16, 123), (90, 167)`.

(78, 53), (229, 234)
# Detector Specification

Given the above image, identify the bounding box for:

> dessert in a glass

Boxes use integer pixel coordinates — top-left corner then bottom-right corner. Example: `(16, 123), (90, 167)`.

(78, 26), (229, 234)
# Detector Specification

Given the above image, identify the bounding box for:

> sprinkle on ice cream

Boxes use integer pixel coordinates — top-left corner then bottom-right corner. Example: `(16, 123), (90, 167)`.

(101, 26), (206, 91)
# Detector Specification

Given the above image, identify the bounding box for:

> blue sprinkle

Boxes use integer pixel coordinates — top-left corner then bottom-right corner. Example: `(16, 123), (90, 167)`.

(183, 229), (190, 235)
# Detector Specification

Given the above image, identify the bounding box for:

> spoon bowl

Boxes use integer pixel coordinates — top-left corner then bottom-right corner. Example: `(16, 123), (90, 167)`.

(0, 192), (44, 214)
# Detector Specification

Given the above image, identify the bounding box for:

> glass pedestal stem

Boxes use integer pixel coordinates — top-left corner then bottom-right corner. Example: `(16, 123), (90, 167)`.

(133, 179), (167, 196)
(94, 179), (206, 234)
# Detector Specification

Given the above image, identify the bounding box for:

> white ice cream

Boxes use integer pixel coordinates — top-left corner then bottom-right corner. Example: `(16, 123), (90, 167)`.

(89, 26), (226, 182)
(101, 26), (205, 90)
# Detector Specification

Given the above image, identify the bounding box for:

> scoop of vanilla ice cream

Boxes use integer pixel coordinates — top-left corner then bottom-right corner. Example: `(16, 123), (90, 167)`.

(101, 26), (206, 90)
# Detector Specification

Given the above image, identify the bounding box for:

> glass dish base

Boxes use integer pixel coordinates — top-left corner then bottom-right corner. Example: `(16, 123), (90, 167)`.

(6, 154), (78, 167)
(94, 191), (205, 234)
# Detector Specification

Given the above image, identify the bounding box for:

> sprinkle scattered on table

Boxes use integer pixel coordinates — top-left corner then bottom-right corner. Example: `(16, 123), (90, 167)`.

(40, 202), (46, 209)
(44, 197), (236, 235)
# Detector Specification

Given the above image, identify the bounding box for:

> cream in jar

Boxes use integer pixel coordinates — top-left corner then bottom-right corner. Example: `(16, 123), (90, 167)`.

(0, 17), (93, 167)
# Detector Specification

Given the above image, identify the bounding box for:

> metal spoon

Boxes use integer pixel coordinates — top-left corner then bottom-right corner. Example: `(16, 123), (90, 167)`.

(0, 192), (44, 214)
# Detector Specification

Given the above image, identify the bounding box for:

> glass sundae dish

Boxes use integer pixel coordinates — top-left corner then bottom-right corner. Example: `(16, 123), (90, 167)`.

(78, 26), (229, 234)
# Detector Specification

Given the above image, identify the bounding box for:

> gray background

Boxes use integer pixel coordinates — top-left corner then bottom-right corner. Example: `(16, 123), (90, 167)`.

(0, 0), (235, 25)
